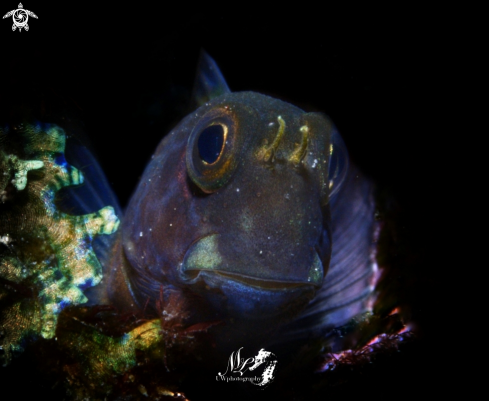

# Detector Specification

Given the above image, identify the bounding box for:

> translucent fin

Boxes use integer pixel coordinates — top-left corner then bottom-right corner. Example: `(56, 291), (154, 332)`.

(190, 49), (231, 110)
(60, 134), (121, 219)
(55, 129), (122, 305)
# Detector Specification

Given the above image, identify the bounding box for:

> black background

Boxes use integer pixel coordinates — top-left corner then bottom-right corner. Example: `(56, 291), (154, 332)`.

(1, 2), (446, 399)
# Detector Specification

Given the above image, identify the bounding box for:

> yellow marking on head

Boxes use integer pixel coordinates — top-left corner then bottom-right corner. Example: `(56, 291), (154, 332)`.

(289, 125), (309, 165)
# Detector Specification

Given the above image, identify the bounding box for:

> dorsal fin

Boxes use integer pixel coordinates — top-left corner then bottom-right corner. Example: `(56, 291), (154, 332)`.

(190, 50), (231, 110)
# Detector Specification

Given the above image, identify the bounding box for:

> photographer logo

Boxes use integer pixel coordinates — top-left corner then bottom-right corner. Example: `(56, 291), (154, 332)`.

(3, 3), (38, 32)
(217, 347), (277, 388)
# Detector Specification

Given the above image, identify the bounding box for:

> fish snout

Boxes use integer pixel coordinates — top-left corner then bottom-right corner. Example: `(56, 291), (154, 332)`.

(180, 233), (324, 287)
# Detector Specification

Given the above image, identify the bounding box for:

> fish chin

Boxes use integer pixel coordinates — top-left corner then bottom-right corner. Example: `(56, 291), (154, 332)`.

(179, 233), (322, 320)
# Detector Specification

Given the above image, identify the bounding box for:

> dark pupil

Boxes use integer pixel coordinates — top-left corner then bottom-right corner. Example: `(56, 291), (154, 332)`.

(197, 124), (224, 164)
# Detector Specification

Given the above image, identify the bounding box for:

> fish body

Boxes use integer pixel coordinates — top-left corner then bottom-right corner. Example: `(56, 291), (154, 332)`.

(96, 55), (378, 349)
(0, 53), (381, 377)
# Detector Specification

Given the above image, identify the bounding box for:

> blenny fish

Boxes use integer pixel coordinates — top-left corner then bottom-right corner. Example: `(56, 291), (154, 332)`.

(100, 57), (378, 347)
(0, 52), (408, 399)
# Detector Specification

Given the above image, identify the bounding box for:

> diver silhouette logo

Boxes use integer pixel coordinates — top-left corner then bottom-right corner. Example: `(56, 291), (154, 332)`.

(3, 3), (37, 32)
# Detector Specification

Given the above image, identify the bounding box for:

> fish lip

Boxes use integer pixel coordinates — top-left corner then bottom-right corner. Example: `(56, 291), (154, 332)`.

(215, 271), (312, 289)
(185, 269), (314, 290)
(180, 233), (323, 289)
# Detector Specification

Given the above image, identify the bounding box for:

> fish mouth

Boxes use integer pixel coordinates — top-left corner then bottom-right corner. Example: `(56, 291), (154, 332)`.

(180, 233), (324, 289)
(184, 270), (311, 290)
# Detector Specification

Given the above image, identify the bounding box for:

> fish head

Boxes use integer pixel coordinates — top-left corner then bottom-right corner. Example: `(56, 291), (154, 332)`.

(122, 91), (348, 324)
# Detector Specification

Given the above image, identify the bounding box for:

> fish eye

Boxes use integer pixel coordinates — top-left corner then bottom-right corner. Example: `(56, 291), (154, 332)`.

(197, 124), (226, 164)
(186, 108), (241, 193)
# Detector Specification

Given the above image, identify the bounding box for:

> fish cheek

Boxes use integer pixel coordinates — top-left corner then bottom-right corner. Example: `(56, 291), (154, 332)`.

(202, 160), (325, 283)
(127, 106), (255, 294)
(121, 134), (200, 292)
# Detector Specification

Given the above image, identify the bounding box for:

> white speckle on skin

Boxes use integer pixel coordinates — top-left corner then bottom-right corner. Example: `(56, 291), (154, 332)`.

(312, 159), (318, 168)
(139, 232), (143, 237)
(169, 224), (172, 226)
(236, 188), (240, 192)
(268, 122), (275, 126)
